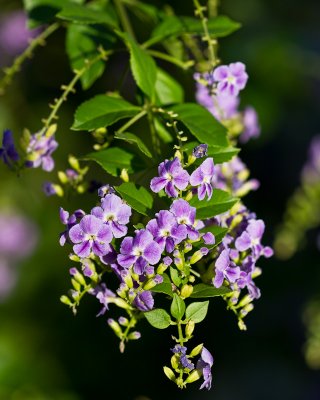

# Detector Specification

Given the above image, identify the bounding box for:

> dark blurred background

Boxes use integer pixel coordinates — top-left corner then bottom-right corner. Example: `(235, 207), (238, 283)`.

(0, 0), (320, 399)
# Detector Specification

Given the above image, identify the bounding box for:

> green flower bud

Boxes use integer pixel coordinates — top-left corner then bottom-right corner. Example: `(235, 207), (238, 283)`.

(238, 319), (247, 331)
(237, 295), (252, 308)
(185, 190), (193, 201)
(156, 263), (168, 274)
(68, 155), (80, 171)
(107, 318), (122, 338)
(143, 278), (158, 291)
(174, 150), (182, 161)
(163, 366), (176, 382)
(184, 369), (201, 384)
(58, 171), (68, 184)
(45, 123), (57, 138)
(112, 297), (132, 310)
(52, 184), (64, 197)
(69, 254), (80, 262)
(60, 295), (73, 307)
(187, 154), (196, 165)
(128, 331), (141, 340)
(120, 168), (129, 182)
(171, 354), (180, 370)
(189, 250), (204, 265)
(71, 278), (81, 292)
(180, 284), (193, 299)
(185, 320), (195, 338)
(189, 343), (203, 357)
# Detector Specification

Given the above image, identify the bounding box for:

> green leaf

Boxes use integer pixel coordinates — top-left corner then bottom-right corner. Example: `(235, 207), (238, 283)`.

(57, 3), (118, 26)
(150, 15), (241, 46)
(72, 95), (141, 131)
(182, 141), (239, 164)
(118, 32), (157, 98)
(190, 284), (231, 298)
(185, 301), (209, 323)
(190, 189), (238, 219)
(154, 118), (173, 143)
(200, 225), (228, 247)
(171, 103), (228, 147)
(83, 147), (145, 177)
(171, 294), (186, 320)
(114, 132), (152, 158)
(151, 273), (173, 297)
(170, 267), (181, 287)
(66, 24), (114, 90)
(155, 68), (184, 106)
(115, 182), (153, 216)
(144, 308), (172, 329)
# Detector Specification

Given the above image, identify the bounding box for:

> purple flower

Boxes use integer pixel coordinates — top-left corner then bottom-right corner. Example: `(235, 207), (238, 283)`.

(235, 219), (266, 256)
(133, 290), (154, 311)
(117, 229), (162, 275)
(197, 347), (214, 390)
(146, 210), (187, 253)
(190, 158), (215, 200)
(43, 182), (57, 196)
(170, 199), (199, 240)
(59, 208), (85, 246)
(98, 184), (115, 197)
(91, 283), (116, 316)
(240, 106), (260, 143)
(213, 62), (248, 97)
(171, 345), (194, 370)
(213, 249), (240, 288)
(202, 232), (215, 245)
(150, 158), (190, 198)
(69, 215), (112, 258)
(193, 144), (208, 158)
(0, 130), (19, 166)
(91, 194), (131, 238)
(26, 133), (58, 172)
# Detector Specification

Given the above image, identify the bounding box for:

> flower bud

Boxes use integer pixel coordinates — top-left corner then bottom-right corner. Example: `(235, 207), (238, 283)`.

(185, 190), (193, 201)
(185, 320), (195, 338)
(184, 242), (192, 253)
(174, 150), (182, 161)
(118, 316), (129, 326)
(180, 284), (193, 299)
(71, 278), (81, 292)
(241, 303), (254, 316)
(60, 295), (73, 307)
(58, 171), (68, 184)
(237, 294), (252, 308)
(157, 263), (168, 274)
(69, 268), (86, 286)
(238, 319), (247, 331)
(107, 318), (122, 338)
(188, 275), (195, 283)
(189, 247), (208, 264)
(69, 253), (80, 262)
(171, 354), (180, 370)
(128, 331), (141, 340)
(112, 297), (132, 310)
(121, 270), (133, 289)
(120, 168), (129, 182)
(163, 366), (176, 382)
(46, 123), (57, 138)
(187, 154), (196, 165)
(189, 343), (203, 357)
(68, 155), (80, 171)
(184, 369), (201, 384)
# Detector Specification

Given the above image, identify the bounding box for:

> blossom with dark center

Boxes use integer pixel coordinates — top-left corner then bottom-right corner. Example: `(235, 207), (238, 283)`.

(213, 62), (248, 97)
(193, 144), (208, 159)
(0, 130), (19, 166)
(69, 215), (112, 258)
(117, 229), (162, 275)
(190, 158), (215, 200)
(150, 157), (190, 198)
(170, 199), (199, 240)
(213, 249), (240, 288)
(171, 345), (194, 370)
(197, 347), (214, 390)
(146, 210), (187, 253)
(91, 193), (131, 238)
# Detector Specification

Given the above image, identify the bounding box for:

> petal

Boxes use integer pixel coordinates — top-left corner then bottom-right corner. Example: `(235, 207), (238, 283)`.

(73, 241), (91, 258)
(92, 241), (111, 257)
(201, 158), (214, 177)
(201, 347), (214, 366)
(165, 237), (175, 253)
(171, 224), (187, 243)
(111, 221), (127, 238)
(42, 156), (54, 172)
(134, 229), (153, 249)
(213, 270), (224, 288)
(150, 176), (167, 193)
(101, 194), (122, 213)
(165, 181), (178, 198)
(202, 232), (215, 245)
(198, 184), (207, 200)
(215, 249), (229, 271)
(120, 237), (134, 255)
(172, 170), (190, 190)
(229, 62), (245, 76)
(146, 219), (160, 237)
(91, 206), (104, 219)
(213, 65), (229, 81)
(225, 266), (240, 282)
(134, 257), (148, 275)
(190, 167), (203, 186)
(235, 231), (251, 251)
(116, 203), (131, 225)
(69, 224), (84, 244)
(80, 215), (103, 235)
(97, 224), (112, 243)
(157, 210), (176, 230)
(117, 254), (136, 268)
(205, 183), (213, 200)
(247, 219), (265, 240)
(144, 242), (162, 265)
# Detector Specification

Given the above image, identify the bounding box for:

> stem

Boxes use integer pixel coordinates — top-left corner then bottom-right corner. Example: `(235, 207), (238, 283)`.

(146, 103), (160, 157)
(116, 109), (147, 134)
(41, 50), (110, 133)
(208, 0), (219, 17)
(177, 322), (185, 346)
(146, 49), (194, 70)
(0, 22), (60, 95)
(114, 0), (136, 39)
(193, 0), (218, 68)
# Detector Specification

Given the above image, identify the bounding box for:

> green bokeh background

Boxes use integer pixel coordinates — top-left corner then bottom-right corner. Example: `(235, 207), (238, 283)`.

(0, 0), (320, 399)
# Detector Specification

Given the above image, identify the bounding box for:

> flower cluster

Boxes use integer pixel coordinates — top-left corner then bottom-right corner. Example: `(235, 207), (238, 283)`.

(194, 62), (260, 143)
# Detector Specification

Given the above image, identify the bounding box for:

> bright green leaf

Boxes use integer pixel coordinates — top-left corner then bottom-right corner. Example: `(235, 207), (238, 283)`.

(57, 3), (118, 26)
(118, 32), (157, 98)
(190, 189), (238, 219)
(185, 301), (209, 323)
(115, 182), (153, 216)
(170, 267), (181, 287)
(72, 95), (141, 131)
(151, 273), (173, 297)
(155, 68), (184, 105)
(171, 294), (186, 320)
(114, 132), (152, 158)
(190, 284), (231, 298)
(83, 147), (145, 177)
(171, 103), (228, 147)
(154, 118), (173, 143)
(144, 308), (172, 329)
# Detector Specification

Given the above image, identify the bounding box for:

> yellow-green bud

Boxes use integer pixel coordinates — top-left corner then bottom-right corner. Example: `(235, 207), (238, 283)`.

(237, 294), (252, 308)
(171, 354), (180, 370)
(156, 263), (168, 274)
(174, 150), (182, 161)
(69, 254), (80, 262)
(60, 295), (73, 307)
(187, 154), (196, 165)
(238, 319), (247, 331)
(112, 298), (132, 310)
(71, 278), (81, 292)
(180, 284), (193, 299)
(188, 275), (195, 283)
(163, 366), (176, 382)
(76, 184), (87, 194)
(58, 171), (68, 184)
(185, 320), (195, 338)
(185, 190), (193, 201)
(46, 123), (57, 138)
(189, 250), (204, 265)
(52, 184), (64, 197)
(190, 343), (203, 357)
(184, 369), (201, 384)
(120, 168), (129, 182)
(107, 318), (122, 338)
(68, 155), (80, 171)
(143, 278), (158, 291)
